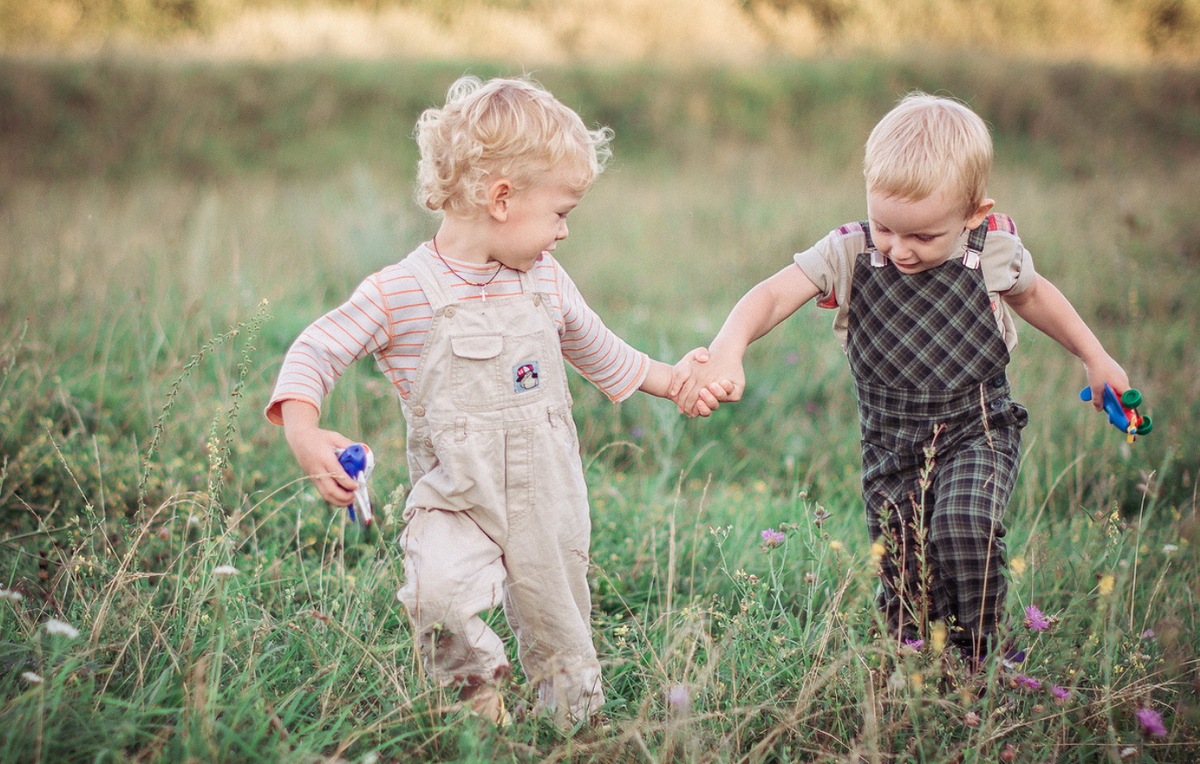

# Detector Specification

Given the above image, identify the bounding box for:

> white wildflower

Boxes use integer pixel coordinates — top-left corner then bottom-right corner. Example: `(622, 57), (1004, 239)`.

(0, 589), (22, 602)
(213, 565), (239, 577)
(21, 671), (43, 684)
(44, 619), (80, 639)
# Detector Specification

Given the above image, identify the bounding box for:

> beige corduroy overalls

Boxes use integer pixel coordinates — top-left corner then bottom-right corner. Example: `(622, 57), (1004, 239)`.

(396, 251), (604, 723)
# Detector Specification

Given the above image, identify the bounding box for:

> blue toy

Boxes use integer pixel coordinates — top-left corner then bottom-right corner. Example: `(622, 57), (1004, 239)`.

(1080, 384), (1153, 444)
(336, 443), (375, 526)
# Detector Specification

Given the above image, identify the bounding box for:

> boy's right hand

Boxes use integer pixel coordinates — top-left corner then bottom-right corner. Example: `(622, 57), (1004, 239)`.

(280, 400), (359, 507)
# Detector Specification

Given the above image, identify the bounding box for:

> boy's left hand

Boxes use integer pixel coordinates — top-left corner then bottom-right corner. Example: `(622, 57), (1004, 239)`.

(1082, 353), (1131, 412)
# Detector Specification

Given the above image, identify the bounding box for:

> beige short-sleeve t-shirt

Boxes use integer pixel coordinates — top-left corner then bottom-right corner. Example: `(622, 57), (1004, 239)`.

(793, 214), (1037, 352)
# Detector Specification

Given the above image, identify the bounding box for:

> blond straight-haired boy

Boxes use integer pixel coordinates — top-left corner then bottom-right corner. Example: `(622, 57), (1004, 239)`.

(677, 92), (1130, 661)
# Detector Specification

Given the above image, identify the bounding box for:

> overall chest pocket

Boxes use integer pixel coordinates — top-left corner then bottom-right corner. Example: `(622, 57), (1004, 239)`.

(449, 332), (548, 411)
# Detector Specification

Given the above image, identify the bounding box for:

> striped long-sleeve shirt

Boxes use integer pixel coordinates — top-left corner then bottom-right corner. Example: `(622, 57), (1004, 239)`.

(265, 244), (650, 424)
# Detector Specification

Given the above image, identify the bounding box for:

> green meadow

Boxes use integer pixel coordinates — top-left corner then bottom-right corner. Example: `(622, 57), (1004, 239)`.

(2, 56), (1199, 762)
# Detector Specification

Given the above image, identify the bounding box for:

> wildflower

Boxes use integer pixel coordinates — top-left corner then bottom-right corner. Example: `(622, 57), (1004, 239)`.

(812, 507), (831, 526)
(1098, 574), (1115, 596)
(963, 710), (981, 727)
(869, 540), (886, 566)
(1135, 706), (1167, 738)
(665, 685), (690, 714)
(760, 528), (785, 548)
(1000, 743), (1017, 762)
(1051, 684), (1071, 702)
(829, 539), (844, 552)
(1024, 605), (1050, 632)
(213, 565), (239, 577)
(1161, 544), (1178, 554)
(21, 671), (42, 684)
(1119, 747), (1138, 760)
(903, 638), (924, 652)
(1142, 629), (1156, 640)
(803, 572), (817, 584)
(887, 668), (905, 691)
(1013, 674), (1040, 691)
(1009, 557), (1027, 577)
(44, 619), (80, 639)
(0, 588), (22, 602)
(930, 622), (947, 654)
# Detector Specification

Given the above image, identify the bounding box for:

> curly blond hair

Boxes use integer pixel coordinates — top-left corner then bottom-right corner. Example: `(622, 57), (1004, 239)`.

(414, 76), (613, 217)
(864, 92), (993, 214)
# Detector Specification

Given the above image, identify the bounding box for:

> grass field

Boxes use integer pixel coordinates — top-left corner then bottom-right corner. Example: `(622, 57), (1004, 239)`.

(2, 56), (1200, 762)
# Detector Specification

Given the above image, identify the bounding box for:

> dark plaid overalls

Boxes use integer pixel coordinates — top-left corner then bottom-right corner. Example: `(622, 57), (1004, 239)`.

(847, 220), (1028, 658)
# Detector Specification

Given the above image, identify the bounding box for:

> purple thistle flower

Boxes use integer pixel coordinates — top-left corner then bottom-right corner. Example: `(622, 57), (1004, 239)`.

(1015, 674), (1040, 691)
(1136, 707), (1167, 738)
(760, 528), (785, 548)
(1051, 684), (1071, 701)
(903, 638), (924, 651)
(1024, 605), (1050, 632)
(812, 507), (831, 526)
(1142, 629), (1156, 640)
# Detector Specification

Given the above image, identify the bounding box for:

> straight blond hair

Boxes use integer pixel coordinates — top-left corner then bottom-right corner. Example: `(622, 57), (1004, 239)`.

(864, 92), (993, 213)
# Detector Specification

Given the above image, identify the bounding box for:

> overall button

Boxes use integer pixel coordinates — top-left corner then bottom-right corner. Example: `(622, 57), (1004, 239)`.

(413, 405), (426, 417)
(444, 306), (456, 317)
(990, 374), (1006, 388)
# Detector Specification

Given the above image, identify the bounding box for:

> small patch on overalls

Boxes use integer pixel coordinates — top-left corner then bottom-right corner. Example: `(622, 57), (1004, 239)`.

(513, 362), (540, 393)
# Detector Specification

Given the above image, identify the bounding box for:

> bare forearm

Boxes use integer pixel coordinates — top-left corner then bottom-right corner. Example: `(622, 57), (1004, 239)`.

(1006, 276), (1107, 364)
(1006, 275), (1130, 400)
(710, 265), (819, 359)
(639, 360), (674, 398)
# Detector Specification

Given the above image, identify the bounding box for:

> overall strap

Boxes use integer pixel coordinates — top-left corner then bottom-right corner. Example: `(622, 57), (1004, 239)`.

(859, 221), (887, 268)
(961, 216), (991, 270)
(517, 264), (540, 296)
(405, 247), (457, 312)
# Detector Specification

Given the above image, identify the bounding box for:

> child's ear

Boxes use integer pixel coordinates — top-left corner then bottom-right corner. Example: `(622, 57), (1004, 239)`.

(965, 197), (995, 229)
(487, 179), (514, 222)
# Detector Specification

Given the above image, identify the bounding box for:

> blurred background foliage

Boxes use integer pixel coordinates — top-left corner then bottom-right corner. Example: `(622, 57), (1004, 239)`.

(3, 55), (1199, 181)
(2, 0), (1198, 63)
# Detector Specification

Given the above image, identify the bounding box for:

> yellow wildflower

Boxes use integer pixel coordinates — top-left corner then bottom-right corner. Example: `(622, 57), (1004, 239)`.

(869, 541), (886, 565)
(931, 622), (947, 654)
(1098, 574), (1115, 596)
(1010, 557), (1027, 577)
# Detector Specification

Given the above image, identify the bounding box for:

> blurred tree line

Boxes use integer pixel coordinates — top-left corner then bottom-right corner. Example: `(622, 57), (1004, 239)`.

(2, 0), (1197, 59)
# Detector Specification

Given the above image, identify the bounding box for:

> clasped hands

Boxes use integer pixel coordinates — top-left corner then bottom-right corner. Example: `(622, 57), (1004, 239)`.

(669, 348), (743, 418)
